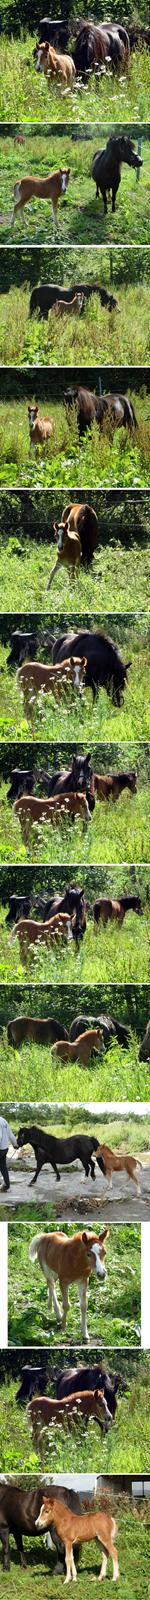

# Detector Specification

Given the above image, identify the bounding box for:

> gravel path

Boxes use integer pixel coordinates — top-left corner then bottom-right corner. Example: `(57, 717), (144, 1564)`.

(0, 1154), (150, 1219)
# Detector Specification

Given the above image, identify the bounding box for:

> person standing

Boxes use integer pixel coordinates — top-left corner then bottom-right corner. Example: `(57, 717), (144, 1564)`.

(0, 1117), (17, 1190)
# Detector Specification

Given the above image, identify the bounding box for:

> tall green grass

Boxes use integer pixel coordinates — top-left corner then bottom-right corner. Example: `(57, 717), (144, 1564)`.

(0, 280), (150, 367)
(0, 1028), (149, 1103)
(0, 534), (150, 613)
(0, 35), (150, 123)
(0, 394), (149, 489)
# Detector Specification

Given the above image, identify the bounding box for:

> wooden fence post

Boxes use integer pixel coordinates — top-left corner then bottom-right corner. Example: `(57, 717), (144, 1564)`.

(136, 135), (142, 181)
(109, 250), (114, 283)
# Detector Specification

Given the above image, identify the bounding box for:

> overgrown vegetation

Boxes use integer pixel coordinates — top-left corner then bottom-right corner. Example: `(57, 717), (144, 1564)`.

(0, 391), (149, 489)
(0, 129), (149, 247)
(1, 0), (149, 31)
(0, 1354), (149, 1474)
(0, 249), (150, 367)
(0, 36), (150, 124)
(8, 1220), (141, 1346)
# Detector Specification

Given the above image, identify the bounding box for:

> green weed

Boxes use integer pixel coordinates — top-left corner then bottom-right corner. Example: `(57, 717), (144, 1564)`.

(0, 35), (150, 124)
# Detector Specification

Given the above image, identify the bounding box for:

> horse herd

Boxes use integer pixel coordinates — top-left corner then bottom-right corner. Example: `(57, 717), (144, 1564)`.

(33, 15), (150, 84)
(3, 1002), (149, 1064)
(5, 876), (143, 960)
(7, 619), (132, 717)
(8, 750), (138, 839)
(29, 280), (119, 316)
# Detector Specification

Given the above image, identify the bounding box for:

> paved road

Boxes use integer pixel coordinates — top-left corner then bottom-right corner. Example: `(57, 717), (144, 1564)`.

(0, 1155), (150, 1219)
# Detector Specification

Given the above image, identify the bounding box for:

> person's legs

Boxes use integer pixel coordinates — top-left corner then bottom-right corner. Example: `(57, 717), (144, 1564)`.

(0, 1152), (10, 1190)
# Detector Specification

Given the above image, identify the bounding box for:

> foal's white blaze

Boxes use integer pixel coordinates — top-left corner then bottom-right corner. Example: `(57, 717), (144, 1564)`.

(36, 1502), (45, 1525)
(91, 1242), (106, 1278)
(61, 173), (67, 192)
(102, 1397), (112, 1422)
(36, 49), (43, 69)
(73, 662), (82, 689)
(57, 525), (64, 550)
(29, 408), (37, 428)
(85, 797), (91, 819)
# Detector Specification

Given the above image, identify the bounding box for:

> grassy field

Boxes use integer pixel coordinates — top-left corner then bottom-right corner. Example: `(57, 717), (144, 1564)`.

(8, 1220), (141, 1347)
(0, 486), (149, 614)
(0, 1497), (149, 1600)
(1, 899), (149, 985)
(1, 774), (150, 866)
(1, 278), (150, 369)
(0, 130), (149, 248)
(0, 619), (150, 742)
(0, 389), (149, 491)
(1, 533), (150, 613)
(0, 1025), (150, 1103)
(0, 32), (150, 123)
(0, 1354), (149, 1475)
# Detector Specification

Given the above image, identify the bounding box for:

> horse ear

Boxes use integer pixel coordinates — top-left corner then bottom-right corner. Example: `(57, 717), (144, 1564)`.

(99, 1227), (109, 1243)
(82, 1230), (88, 1244)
